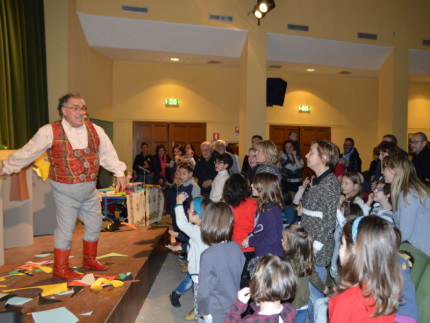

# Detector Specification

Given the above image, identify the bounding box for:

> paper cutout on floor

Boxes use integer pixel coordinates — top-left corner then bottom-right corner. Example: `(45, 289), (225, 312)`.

(90, 278), (124, 290)
(74, 273), (95, 286)
(68, 281), (88, 287)
(121, 222), (137, 230)
(33, 153), (50, 181)
(71, 286), (84, 298)
(0, 273), (26, 282)
(0, 294), (16, 302)
(94, 274), (117, 280)
(80, 311), (93, 316)
(34, 253), (51, 258)
(122, 273), (134, 281)
(38, 292), (62, 305)
(96, 253), (128, 259)
(18, 261), (53, 274)
(2, 282), (68, 297)
(8, 270), (20, 275)
(32, 307), (79, 323)
(5, 296), (33, 306)
(56, 290), (74, 296)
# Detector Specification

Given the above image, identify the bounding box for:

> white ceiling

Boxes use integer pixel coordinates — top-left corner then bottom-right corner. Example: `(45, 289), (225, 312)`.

(77, 12), (430, 80)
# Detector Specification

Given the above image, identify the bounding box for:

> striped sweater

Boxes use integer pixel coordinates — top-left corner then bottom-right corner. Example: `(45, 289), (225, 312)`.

(301, 170), (341, 267)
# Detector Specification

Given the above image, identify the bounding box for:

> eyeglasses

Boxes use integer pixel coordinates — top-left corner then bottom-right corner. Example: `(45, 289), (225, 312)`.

(214, 161), (224, 164)
(65, 105), (87, 113)
(410, 140), (424, 144)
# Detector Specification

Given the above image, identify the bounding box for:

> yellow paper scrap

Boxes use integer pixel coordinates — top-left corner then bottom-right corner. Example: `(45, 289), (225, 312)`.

(33, 153), (50, 181)
(0, 273), (26, 282)
(96, 253), (128, 260)
(39, 266), (53, 274)
(90, 278), (124, 291)
(2, 282), (68, 297)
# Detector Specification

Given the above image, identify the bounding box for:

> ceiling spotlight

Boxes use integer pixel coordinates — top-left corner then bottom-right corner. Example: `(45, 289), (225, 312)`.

(253, 7), (263, 19)
(170, 58), (180, 62)
(251, 0), (276, 25)
(306, 68), (315, 72)
(259, 2), (268, 12)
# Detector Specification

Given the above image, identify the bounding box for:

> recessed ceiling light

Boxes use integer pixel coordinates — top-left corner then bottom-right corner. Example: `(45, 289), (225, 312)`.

(306, 68), (315, 72)
(170, 58), (180, 62)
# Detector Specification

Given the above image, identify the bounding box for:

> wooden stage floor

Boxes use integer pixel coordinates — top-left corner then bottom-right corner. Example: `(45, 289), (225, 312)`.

(0, 225), (169, 322)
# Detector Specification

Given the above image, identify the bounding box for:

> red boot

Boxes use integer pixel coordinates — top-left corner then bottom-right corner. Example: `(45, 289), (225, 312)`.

(83, 240), (108, 271)
(53, 248), (83, 280)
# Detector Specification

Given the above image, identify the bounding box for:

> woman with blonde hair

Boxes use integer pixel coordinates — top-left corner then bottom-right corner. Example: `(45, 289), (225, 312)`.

(301, 139), (341, 322)
(254, 140), (281, 181)
(382, 153), (430, 257)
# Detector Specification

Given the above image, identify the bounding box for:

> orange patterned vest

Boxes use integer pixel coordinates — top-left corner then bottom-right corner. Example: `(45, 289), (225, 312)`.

(47, 121), (100, 184)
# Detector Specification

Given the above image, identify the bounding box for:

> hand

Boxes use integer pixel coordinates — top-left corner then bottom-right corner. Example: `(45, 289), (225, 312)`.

(292, 150), (297, 157)
(338, 195), (346, 208)
(202, 179), (212, 188)
(366, 193), (374, 206)
(297, 202), (303, 216)
(165, 244), (182, 252)
(324, 286), (329, 295)
(237, 287), (251, 304)
(371, 181), (377, 192)
(168, 230), (179, 238)
(0, 168), (7, 178)
(302, 177), (310, 187)
(176, 193), (187, 204)
(241, 236), (250, 249)
(116, 176), (127, 191)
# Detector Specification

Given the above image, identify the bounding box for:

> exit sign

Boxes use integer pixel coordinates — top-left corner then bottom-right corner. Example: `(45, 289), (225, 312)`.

(298, 105), (311, 113)
(165, 99), (179, 107)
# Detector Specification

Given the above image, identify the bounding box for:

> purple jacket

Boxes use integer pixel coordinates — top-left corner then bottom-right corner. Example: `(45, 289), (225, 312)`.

(225, 299), (296, 323)
(248, 204), (284, 257)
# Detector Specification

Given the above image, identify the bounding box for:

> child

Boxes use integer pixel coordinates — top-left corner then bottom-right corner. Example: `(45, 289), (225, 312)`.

(242, 172), (284, 257)
(177, 161), (201, 212)
(166, 194), (211, 322)
(222, 173), (258, 288)
(184, 148), (197, 168)
(282, 224), (327, 323)
(210, 153), (233, 202)
(165, 169), (182, 233)
(366, 182), (394, 225)
(340, 172), (370, 215)
(225, 254), (297, 322)
(330, 201), (362, 280)
(197, 202), (245, 323)
(329, 215), (403, 322)
(254, 140), (282, 181)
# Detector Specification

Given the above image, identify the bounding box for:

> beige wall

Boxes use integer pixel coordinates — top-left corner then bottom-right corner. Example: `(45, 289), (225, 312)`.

(408, 82), (430, 139)
(44, 1), (430, 174)
(112, 61), (240, 168)
(266, 71), (379, 168)
(67, 0), (113, 121)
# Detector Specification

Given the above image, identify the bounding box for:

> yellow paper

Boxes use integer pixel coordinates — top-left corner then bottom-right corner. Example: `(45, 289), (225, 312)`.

(2, 282), (68, 297)
(39, 266), (53, 274)
(0, 273), (26, 281)
(33, 153), (50, 181)
(90, 278), (124, 290)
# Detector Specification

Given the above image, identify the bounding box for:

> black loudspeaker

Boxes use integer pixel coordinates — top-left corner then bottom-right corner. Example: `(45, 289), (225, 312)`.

(266, 78), (288, 107)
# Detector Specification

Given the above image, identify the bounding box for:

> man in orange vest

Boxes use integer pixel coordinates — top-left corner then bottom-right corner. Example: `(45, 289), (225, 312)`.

(0, 93), (127, 280)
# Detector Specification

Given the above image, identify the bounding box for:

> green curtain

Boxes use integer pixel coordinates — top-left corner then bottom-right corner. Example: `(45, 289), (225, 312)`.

(0, 0), (48, 149)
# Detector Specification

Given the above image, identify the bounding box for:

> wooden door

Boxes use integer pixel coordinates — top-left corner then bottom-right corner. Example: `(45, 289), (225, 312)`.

(169, 123), (206, 156)
(133, 122), (169, 158)
(269, 125), (300, 152)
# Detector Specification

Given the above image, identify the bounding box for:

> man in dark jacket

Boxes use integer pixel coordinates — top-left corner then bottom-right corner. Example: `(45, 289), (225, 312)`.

(193, 141), (217, 197)
(411, 132), (430, 186)
(340, 138), (362, 173)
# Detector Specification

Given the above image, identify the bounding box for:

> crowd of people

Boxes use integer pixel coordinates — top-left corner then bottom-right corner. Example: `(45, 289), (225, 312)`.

(132, 131), (430, 322)
(1, 92), (429, 322)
